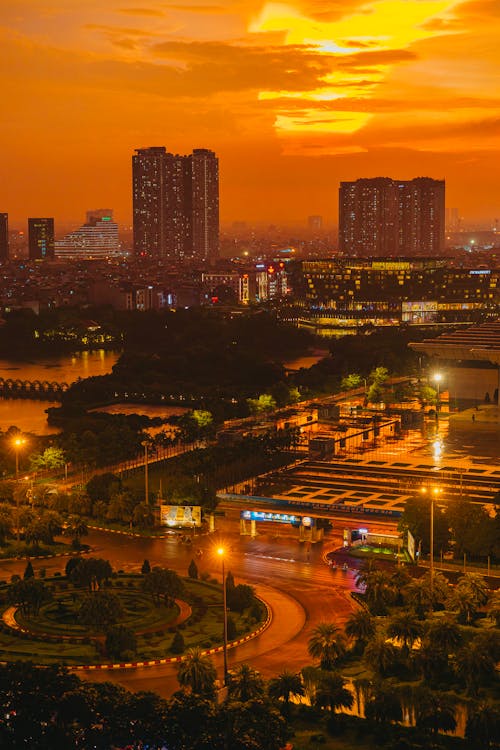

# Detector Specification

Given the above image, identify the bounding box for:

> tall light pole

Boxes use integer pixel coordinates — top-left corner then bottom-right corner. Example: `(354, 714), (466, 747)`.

(421, 485), (441, 599)
(217, 546), (228, 685)
(143, 441), (149, 504)
(433, 372), (442, 421)
(13, 437), (26, 545)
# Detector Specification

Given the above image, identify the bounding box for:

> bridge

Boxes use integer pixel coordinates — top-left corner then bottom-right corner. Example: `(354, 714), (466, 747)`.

(0, 378), (70, 401)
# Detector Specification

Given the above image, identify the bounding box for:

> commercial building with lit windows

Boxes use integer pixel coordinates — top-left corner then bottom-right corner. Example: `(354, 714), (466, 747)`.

(55, 210), (121, 259)
(28, 217), (54, 260)
(291, 257), (498, 335)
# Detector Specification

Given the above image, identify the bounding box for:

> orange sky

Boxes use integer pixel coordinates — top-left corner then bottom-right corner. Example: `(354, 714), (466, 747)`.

(1, 0), (499, 227)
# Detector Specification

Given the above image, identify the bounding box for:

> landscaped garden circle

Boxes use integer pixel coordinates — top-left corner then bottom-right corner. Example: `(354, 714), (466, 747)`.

(0, 573), (267, 666)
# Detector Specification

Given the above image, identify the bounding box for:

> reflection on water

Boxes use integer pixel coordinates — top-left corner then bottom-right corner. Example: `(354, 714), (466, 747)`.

(0, 351), (120, 435)
(0, 350), (120, 384)
(0, 399), (60, 435)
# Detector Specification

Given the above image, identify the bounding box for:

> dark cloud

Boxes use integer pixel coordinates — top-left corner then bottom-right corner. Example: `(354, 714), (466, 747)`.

(337, 48), (418, 68)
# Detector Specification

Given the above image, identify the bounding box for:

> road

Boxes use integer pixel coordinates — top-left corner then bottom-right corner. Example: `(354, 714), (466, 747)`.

(0, 520), (361, 698)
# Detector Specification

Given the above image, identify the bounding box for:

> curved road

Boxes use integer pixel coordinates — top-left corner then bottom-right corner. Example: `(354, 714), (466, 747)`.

(0, 522), (360, 697)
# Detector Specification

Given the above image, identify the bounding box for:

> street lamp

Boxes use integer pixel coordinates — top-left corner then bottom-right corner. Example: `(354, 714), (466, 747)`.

(433, 373), (442, 421)
(421, 485), (442, 599)
(217, 546), (229, 685)
(142, 441), (149, 504)
(13, 436), (26, 544)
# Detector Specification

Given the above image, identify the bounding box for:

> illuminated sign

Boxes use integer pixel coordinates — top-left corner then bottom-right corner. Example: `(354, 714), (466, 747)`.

(160, 505), (201, 527)
(241, 510), (302, 525)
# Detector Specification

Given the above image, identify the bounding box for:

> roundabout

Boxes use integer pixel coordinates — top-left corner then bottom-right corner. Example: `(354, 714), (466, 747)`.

(0, 571), (269, 668)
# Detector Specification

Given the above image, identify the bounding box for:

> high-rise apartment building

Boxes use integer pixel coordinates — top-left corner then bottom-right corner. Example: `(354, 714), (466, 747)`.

(132, 146), (219, 262)
(191, 149), (219, 263)
(28, 217), (54, 260)
(339, 177), (445, 256)
(0, 213), (8, 260)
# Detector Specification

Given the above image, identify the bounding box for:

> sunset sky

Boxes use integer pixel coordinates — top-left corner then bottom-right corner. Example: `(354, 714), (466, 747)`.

(1, 0), (499, 227)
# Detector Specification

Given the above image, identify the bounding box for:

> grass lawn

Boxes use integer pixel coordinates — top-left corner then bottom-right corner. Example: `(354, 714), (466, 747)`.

(0, 541), (71, 561)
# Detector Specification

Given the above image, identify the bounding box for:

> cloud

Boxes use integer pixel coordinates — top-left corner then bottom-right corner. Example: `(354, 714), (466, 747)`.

(118, 6), (165, 16)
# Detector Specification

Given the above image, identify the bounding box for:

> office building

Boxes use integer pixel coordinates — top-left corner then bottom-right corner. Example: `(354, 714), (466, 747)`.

(55, 209), (120, 259)
(0, 213), (8, 260)
(132, 146), (219, 261)
(28, 218), (54, 260)
(339, 177), (445, 256)
(308, 215), (323, 231)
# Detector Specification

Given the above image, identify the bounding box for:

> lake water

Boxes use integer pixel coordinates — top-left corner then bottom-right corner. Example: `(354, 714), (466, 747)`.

(0, 350), (120, 434)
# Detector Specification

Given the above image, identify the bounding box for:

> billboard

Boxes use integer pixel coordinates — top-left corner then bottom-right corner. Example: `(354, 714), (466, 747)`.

(407, 529), (416, 561)
(160, 505), (202, 527)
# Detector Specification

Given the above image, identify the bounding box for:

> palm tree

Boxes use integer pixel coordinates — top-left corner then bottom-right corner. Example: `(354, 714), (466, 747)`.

(414, 688), (457, 736)
(64, 515), (88, 545)
(314, 671), (354, 719)
(345, 609), (376, 654)
(308, 623), (347, 670)
(268, 670), (304, 714)
(364, 683), (403, 724)
(460, 573), (489, 607)
(454, 640), (496, 696)
(405, 572), (448, 618)
(487, 589), (500, 627)
(228, 663), (265, 702)
(465, 702), (500, 749)
(386, 613), (422, 658)
(355, 565), (395, 615)
(426, 618), (462, 655)
(364, 638), (400, 678)
(177, 647), (217, 696)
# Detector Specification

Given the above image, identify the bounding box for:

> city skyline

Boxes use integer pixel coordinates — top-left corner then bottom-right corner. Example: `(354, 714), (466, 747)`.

(1, 1), (499, 225)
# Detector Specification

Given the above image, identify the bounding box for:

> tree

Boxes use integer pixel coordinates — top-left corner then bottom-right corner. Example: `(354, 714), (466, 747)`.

(247, 394), (277, 415)
(105, 625), (137, 660)
(345, 609), (376, 654)
(268, 670), (304, 715)
(29, 447), (66, 472)
(188, 559), (198, 579)
(308, 622), (347, 670)
(405, 571), (449, 618)
(455, 639), (497, 696)
(355, 564), (396, 615)
(228, 664), (265, 702)
(223, 698), (289, 750)
(488, 589), (500, 627)
(226, 582), (255, 613)
(141, 558), (151, 575)
(364, 683), (403, 725)
(386, 613), (422, 658)
(69, 558), (113, 591)
(314, 671), (354, 719)
(0, 503), (13, 546)
(78, 592), (124, 631)
(170, 630), (185, 655)
(8, 578), (51, 617)
(399, 495), (450, 556)
(364, 638), (400, 678)
(447, 574), (489, 625)
(23, 560), (35, 579)
(64, 516), (88, 545)
(132, 502), (155, 529)
(465, 702), (500, 749)
(414, 688), (457, 736)
(142, 566), (184, 607)
(341, 373), (362, 391)
(176, 647), (217, 697)
(86, 473), (121, 504)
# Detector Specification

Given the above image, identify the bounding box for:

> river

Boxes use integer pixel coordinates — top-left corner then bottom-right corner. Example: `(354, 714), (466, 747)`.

(0, 350), (120, 435)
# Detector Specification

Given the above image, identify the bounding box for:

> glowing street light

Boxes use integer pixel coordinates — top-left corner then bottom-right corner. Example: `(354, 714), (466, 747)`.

(217, 546), (229, 685)
(13, 436), (26, 481)
(13, 436), (27, 545)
